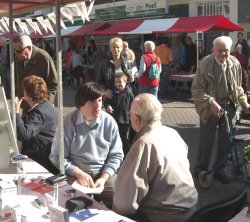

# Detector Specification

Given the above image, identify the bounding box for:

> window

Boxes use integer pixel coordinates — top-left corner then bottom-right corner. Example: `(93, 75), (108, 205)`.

(196, 1), (230, 18)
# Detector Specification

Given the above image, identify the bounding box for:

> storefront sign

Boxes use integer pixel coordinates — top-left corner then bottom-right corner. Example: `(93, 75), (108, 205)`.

(95, 0), (168, 20)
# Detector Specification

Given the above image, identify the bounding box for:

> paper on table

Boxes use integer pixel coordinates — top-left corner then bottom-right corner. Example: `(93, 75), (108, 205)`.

(69, 209), (135, 222)
(71, 181), (104, 194)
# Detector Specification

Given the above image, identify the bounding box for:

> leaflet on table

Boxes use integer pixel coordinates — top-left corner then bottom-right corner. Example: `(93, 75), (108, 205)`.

(71, 181), (104, 194)
(69, 208), (135, 222)
(22, 179), (55, 194)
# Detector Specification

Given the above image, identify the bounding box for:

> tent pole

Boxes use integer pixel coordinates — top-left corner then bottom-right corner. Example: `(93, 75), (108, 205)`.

(55, 0), (65, 174)
(142, 34), (144, 53)
(196, 31), (199, 70)
(9, 3), (16, 135)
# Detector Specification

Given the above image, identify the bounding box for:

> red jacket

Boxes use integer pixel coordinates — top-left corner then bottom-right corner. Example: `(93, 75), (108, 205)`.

(138, 51), (161, 87)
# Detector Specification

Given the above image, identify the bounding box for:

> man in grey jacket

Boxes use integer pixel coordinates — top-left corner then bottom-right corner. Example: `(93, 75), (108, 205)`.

(191, 36), (250, 184)
(113, 93), (197, 222)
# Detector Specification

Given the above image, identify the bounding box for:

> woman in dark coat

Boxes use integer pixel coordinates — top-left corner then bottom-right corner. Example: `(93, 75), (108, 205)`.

(15, 75), (58, 174)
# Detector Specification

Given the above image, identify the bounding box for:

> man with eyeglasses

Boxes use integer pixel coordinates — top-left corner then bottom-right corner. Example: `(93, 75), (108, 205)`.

(191, 36), (250, 184)
(113, 93), (197, 222)
(13, 34), (57, 116)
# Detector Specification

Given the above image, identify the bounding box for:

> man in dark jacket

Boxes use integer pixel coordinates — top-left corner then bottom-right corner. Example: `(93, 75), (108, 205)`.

(13, 34), (57, 116)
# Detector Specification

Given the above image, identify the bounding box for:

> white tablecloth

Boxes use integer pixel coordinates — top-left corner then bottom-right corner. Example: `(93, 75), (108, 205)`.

(0, 160), (135, 222)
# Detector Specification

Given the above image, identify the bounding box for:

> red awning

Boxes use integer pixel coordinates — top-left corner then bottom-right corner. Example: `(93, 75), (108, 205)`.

(160, 15), (244, 33)
(93, 20), (144, 35)
(0, 32), (20, 39)
(64, 23), (111, 37)
(92, 15), (243, 35)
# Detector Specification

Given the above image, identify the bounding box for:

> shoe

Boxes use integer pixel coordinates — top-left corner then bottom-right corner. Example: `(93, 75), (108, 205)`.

(213, 173), (230, 184)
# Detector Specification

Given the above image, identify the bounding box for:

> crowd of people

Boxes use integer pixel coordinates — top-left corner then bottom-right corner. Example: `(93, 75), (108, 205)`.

(1, 32), (250, 221)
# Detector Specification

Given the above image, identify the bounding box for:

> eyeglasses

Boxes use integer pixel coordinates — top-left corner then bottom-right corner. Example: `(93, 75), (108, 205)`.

(14, 47), (27, 54)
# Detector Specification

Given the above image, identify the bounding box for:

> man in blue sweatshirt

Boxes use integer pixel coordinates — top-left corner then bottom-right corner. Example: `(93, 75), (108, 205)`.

(50, 82), (124, 207)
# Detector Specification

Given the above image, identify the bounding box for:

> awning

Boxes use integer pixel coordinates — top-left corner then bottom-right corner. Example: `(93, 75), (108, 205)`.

(30, 29), (54, 39)
(64, 22), (111, 37)
(157, 15), (244, 33)
(29, 25), (82, 39)
(93, 19), (144, 35)
(92, 15), (244, 35)
(0, 32), (20, 39)
(0, 0), (84, 17)
(42, 25), (83, 38)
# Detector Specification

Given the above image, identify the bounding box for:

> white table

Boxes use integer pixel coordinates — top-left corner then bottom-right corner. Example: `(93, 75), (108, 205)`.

(0, 160), (135, 222)
(169, 71), (195, 90)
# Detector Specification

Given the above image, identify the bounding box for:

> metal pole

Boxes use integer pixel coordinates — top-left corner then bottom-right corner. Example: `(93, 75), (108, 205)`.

(196, 31), (199, 69)
(9, 3), (16, 135)
(55, 0), (65, 174)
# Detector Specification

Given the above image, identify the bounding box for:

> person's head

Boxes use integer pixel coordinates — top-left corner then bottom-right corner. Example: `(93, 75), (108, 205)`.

(74, 82), (105, 121)
(237, 32), (244, 43)
(22, 75), (48, 104)
(0, 37), (7, 47)
(109, 37), (123, 59)
(123, 41), (129, 49)
(235, 43), (243, 54)
(144, 41), (155, 52)
(13, 34), (32, 61)
(212, 36), (232, 63)
(89, 39), (96, 47)
(185, 36), (193, 45)
(115, 73), (128, 92)
(130, 93), (162, 132)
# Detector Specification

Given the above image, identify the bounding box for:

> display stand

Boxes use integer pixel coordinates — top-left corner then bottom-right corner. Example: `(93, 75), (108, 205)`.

(0, 86), (19, 169)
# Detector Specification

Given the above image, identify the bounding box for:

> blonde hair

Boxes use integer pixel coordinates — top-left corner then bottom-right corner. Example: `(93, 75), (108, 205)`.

(109, 37), (123, 47)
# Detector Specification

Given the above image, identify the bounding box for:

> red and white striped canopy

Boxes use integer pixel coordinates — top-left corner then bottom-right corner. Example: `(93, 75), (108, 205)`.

(93, 15), (243, 35)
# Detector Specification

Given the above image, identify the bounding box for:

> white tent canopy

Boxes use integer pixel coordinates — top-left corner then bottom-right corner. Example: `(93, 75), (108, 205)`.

(119, 18), (178, 35)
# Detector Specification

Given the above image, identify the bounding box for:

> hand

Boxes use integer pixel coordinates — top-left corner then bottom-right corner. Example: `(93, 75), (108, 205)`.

(73, 168), (95, 188)
(15, 97), (23, 113)
(241, 101), (250, 111)
(106, 105), (114, 114)
(210, 101), (222, 119)
(105, 89), (113, 99)
(94, 177), (106, 188)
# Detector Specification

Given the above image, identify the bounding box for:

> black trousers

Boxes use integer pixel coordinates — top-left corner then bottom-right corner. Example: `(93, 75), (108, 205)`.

(195, 103), (235, 173)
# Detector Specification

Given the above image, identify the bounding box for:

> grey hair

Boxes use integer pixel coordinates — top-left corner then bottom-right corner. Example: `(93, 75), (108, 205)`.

(13, 34), (32, 48)
(133, 93), (162, 125)
(213, 36), (233, 49)
(144, 41), (155, 52)
(109, 37), (123, 47)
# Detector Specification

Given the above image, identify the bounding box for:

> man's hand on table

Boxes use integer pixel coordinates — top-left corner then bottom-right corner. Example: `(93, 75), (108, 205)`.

(73, 168), (95, 188)
(94, 172), (110, 188)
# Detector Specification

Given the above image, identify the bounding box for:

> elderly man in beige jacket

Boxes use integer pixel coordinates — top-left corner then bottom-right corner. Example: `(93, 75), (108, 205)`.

(191, 36), (250, 184)
(113, 93), (197, 222)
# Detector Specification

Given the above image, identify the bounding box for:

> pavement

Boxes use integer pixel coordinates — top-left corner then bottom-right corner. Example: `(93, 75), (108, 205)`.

(60, 85), (250, 214)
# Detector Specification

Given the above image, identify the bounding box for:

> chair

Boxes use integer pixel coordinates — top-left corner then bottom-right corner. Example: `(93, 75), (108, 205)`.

(186, 189), (247, 222)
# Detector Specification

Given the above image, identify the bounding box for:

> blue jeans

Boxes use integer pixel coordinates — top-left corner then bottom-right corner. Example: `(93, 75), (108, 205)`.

(139, 86), (158, 97)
